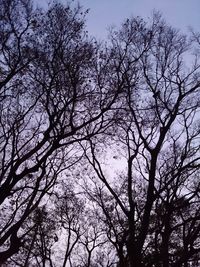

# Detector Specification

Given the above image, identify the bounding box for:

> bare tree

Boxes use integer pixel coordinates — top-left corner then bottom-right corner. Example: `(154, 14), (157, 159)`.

(1, 2), (199, 266)
(0, 0), (122, 263)
(83, 13), (200, 267)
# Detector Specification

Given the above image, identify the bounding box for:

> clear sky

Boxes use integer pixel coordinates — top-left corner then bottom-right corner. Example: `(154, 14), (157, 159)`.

(36, 0), (200, 40)
(76, 0), (200, 39)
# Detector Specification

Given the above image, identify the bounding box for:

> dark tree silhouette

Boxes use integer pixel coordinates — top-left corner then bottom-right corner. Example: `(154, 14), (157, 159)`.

(83, 13), (200, 267)
(0, 1), (200, 266)
(0, 0), (121, 263)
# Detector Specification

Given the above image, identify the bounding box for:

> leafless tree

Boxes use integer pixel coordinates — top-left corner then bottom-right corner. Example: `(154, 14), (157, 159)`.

(83, 13), (200, 267)
(1, 2), (200, 266)
(0, 0), (122, 263)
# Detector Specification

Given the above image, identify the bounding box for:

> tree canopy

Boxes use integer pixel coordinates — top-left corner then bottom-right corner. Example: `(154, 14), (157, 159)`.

(0, 1), (200, 266)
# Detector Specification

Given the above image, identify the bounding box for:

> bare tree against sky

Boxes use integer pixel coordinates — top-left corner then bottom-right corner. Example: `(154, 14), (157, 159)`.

(83, 13), (200, 267)
(0, 0), (122, 263)
(0, 1), (199, 266)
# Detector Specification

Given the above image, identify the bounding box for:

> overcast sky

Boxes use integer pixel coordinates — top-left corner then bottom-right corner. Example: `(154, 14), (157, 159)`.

(76, 0), (200, 39)
(37, 0), (200, 40)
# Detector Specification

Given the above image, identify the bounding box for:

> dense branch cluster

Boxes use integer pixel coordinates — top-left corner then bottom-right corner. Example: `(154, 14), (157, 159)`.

(0, 1), (199, 266)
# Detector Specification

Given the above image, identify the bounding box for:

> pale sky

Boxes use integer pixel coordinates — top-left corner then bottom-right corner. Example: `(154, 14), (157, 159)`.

(78, 0), (200, 39)
(37, 0), (200, 39)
